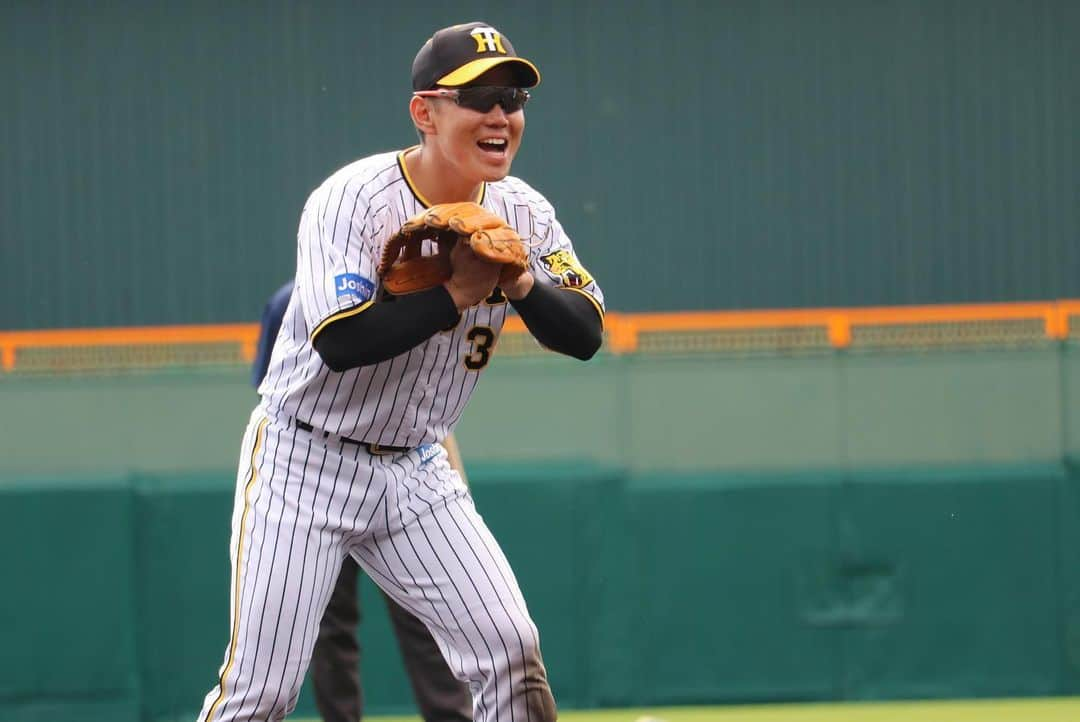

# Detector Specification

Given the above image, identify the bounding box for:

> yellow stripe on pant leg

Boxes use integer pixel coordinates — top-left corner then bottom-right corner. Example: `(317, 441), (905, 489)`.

(205, 416), (269, 722)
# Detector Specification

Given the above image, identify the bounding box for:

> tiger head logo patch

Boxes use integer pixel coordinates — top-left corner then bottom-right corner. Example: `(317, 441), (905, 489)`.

(540, 250), (593, 288)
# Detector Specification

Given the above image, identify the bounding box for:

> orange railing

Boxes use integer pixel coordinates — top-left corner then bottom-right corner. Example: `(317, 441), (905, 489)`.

(0, 323), (261, 372)
(598, 299), (1080, 353)
(2, 300), (1079, 372)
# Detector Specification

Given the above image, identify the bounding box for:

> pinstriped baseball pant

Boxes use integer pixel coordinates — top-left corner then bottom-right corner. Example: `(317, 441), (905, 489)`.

(197, 410), (556, 722)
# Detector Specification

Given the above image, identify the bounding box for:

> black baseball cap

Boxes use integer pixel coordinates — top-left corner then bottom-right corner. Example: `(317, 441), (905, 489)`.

(412, 22), (541, 91)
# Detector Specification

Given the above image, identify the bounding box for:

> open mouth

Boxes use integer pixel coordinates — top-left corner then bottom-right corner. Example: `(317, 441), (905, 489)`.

(477, 138), (508, 155)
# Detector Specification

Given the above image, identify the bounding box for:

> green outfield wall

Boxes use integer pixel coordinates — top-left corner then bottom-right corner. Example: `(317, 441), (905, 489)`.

(2, 345), (1080, 719)
(2, 465), (1078, 721)
(3, 0), (1080, 329)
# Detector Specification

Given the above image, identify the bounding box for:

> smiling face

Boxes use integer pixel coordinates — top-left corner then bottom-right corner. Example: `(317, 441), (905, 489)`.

(421, 64), (526, 184)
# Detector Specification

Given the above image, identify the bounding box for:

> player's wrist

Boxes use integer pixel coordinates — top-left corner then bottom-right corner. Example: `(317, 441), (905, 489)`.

(501, 271), (534, 301)
(443, 279), (477, 312)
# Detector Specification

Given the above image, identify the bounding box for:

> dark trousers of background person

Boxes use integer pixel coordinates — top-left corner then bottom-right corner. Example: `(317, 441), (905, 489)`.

(310, 557), (473, 722)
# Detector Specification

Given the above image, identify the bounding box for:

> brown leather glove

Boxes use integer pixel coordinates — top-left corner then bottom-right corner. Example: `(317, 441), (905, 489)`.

(378, 202), (528, 294)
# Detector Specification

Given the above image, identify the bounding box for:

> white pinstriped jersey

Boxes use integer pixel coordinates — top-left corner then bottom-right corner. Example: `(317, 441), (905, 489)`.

(258, 148), (605, 447)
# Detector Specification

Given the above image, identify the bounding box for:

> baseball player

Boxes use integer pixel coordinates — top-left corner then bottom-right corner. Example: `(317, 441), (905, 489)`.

(197, 20), (604, 722)
(253, 280), (472, 722)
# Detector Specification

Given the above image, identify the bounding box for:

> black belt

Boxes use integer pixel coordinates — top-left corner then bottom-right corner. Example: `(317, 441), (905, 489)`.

(293, 419), (410, 455)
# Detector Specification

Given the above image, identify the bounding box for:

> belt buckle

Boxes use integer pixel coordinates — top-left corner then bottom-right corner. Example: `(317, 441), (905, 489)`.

(367, 443), (393, 456)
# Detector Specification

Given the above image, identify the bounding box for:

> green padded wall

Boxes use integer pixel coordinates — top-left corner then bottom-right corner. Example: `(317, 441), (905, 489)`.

(0, 476), (140, 722)
(602, 466), (1075, 707)
(610, 473), (838, 705)
(1060, 463), (1080, 692)
(131, 472), (236, 722)
(836, 466), (1064, 698)
(3, 465), (1078, 721)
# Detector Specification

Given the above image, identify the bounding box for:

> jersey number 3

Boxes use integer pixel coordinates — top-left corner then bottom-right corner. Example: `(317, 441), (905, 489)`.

(464, 326), (495, 370)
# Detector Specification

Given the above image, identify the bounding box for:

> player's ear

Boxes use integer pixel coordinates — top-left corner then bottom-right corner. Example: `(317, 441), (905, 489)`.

(410, 96), (438, 137)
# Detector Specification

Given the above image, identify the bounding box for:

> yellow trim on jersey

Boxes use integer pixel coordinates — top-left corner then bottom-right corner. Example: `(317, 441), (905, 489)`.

(205, 415), (269, 722)
(310, 300), (374, 342)
(560, 286), (606, 331)
(397, 148), (485, 209)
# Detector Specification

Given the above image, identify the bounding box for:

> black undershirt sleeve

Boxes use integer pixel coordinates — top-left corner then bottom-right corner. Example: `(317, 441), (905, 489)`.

(313, 281), (602, 371)
(312, 285), (460, 371)
(509, 282), (603, 361)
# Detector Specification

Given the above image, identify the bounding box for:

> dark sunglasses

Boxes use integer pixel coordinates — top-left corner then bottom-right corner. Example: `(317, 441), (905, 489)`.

(413, 86), (531, 113)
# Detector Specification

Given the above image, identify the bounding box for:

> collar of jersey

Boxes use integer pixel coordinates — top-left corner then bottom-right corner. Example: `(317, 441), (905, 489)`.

(397, 146), (486, 209)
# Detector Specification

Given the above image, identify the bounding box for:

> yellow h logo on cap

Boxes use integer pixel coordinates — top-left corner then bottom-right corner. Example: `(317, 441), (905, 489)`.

(471, 27), (506, 54)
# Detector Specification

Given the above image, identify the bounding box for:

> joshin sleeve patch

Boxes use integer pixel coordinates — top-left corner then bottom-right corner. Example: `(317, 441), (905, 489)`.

(333, 273), (375, 302)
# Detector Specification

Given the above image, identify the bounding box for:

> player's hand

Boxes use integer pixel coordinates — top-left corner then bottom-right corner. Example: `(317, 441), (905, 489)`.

(499, 268), (534, 301)
(444, 242), (501, 311)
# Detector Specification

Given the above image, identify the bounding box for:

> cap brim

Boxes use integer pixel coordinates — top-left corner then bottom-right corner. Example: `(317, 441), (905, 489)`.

(437, 56), (541, 88)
